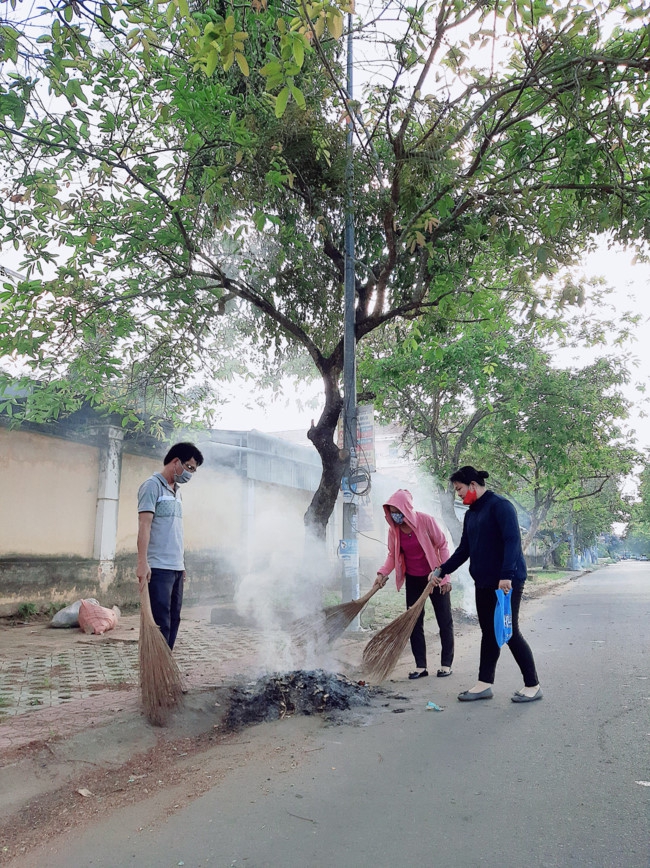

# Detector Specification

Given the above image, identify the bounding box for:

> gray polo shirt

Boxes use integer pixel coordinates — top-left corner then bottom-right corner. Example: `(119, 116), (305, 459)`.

(137, 473), (184, 570)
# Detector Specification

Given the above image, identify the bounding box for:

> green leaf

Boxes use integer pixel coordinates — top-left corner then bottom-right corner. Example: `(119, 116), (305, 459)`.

(290, 85), (306, 109)
(293, 38), (304, 68)
(0, 92), (26, 128)
(205, 48), (219, 77)
(235, 52), (249, 77)
(260, 60), (282, 78)
(327, 11), (343, 39)
(275, 86), (289, 118)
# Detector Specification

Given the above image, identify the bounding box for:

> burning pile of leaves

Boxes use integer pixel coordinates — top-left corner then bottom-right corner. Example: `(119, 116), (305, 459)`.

(225, 670), (379, 731)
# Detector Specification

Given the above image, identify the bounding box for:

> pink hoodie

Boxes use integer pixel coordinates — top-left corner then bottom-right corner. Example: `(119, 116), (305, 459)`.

(378, 489), (451, 591)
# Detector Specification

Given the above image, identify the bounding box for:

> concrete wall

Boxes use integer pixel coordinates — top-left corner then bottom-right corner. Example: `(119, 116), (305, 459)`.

(114, 454), (246, 558)
(183, 466), (244, 557)
(0, 421), (333, 614)
(115, 451), (158, 554)
(3, 417), (470, 615)
(1, 427), (98, 558)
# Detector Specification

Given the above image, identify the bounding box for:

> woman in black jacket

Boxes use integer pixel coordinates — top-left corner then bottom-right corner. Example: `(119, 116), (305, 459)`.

(437, 466), (542, 703)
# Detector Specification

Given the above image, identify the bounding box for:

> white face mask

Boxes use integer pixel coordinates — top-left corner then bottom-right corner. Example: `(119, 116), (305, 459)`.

(174, 463), (193, 484)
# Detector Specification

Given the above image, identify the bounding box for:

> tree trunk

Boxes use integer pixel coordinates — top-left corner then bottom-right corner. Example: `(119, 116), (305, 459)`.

(437, 482), (463, 546)
(542, 535), (566, 568)
(305, 369), (347, 541)
(522, 503), (550, 554)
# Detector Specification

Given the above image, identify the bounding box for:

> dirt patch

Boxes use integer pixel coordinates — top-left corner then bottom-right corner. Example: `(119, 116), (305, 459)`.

(451, 606), (478, 625)
(0, 614), (141, 659)
(1, 724), (231, 864)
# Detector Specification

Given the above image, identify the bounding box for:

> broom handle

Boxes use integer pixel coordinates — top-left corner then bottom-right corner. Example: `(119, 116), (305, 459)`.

(411, 581), (435, 609)
(139, 580), (157, 627)
(355, 584), (382, 607)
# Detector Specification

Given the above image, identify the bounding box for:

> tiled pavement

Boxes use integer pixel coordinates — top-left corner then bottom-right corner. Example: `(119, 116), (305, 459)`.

(0, 605), (369, 753)
(0, 642), (139, 716)
(0, 614), (271, 720)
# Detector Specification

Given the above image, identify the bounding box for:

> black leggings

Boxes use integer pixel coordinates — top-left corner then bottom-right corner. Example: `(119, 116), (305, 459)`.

(475, 585), (539, 686)
(405, 574), (454, 669)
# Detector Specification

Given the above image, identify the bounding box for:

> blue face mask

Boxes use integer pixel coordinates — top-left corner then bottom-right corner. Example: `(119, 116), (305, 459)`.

(391, 512), (405, 524)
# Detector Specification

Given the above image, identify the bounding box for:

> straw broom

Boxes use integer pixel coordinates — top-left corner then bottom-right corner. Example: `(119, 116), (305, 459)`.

(362, 582), (434, 682)
(138, 582), (184, 726)
(291, 584), (381, 645)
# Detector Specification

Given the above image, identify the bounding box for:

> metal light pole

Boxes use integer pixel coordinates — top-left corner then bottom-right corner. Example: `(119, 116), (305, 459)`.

(341, 12), (360, 622)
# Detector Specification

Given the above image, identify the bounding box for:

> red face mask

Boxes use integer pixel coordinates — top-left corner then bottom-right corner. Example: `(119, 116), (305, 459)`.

(463, 488), (478, 505)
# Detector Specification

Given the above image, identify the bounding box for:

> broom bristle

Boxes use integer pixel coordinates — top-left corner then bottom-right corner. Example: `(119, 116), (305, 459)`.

(139, 588), (184, 726)
(322, 598), (366, 641)
(290, 586), (379, 646)
(362, 586), (431, 681)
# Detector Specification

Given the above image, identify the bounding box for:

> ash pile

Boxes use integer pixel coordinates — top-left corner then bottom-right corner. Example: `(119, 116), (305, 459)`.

(225, 670), (379, 731)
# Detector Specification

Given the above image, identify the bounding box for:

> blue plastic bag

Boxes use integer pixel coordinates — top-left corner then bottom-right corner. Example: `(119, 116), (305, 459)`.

(494, 589), (513, 647)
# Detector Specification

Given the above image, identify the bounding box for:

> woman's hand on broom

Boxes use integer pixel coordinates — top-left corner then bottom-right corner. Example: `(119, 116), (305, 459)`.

(428, 569), (452, 595)
(373, 573), (388, 590)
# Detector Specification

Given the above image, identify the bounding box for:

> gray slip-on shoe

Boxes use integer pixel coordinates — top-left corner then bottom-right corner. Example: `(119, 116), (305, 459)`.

(457, 687), (493, 702)
(511, 687), (543, 703)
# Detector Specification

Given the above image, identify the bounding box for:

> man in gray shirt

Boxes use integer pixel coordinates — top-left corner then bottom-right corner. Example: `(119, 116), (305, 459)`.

(137, 442), (204, 649)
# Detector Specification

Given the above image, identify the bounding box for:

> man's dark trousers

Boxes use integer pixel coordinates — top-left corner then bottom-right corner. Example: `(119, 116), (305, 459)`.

(148, 568), (184, 650)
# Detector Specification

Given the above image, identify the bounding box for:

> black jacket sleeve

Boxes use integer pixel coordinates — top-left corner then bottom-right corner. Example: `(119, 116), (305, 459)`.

(495, 498), (524, 581)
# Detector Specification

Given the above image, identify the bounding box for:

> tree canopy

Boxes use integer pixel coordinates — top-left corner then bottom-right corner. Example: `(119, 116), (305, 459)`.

(623, 463), (650, 557)
(470, 353), (639, 551)
(359, 292), (640, 552)
(2, 0), (650, 534)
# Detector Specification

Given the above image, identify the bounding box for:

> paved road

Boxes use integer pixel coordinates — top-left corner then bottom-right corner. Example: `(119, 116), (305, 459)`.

(20, 563), (650, 868)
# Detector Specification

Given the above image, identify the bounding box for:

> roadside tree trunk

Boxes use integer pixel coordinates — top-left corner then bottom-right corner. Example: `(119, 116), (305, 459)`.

(437, 482), (463, 547)
(305, 368), (347, 541)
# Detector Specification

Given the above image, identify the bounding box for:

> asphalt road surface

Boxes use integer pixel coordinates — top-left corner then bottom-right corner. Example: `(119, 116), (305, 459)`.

(20, 563), (650, 868)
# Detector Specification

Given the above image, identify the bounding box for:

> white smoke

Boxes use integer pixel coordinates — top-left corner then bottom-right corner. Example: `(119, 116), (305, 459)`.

(232, 492), (343, 673)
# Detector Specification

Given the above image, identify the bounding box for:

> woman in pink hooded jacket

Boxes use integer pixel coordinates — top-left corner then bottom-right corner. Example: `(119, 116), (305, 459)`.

(374, 489), (454, 679)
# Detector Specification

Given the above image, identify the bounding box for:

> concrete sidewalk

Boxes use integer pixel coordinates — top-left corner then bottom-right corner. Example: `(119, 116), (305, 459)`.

(0, 603), (372, 755)
(0, 605), (294, 753)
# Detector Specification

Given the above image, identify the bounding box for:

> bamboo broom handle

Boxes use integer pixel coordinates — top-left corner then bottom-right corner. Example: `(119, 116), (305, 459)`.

(410, 581), (436, 610)
(139, 580), (157, 627)
(355, 583), (382, 607)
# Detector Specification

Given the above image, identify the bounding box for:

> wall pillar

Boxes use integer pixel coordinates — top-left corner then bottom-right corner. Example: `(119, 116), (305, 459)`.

(91, 424), (125, 590)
